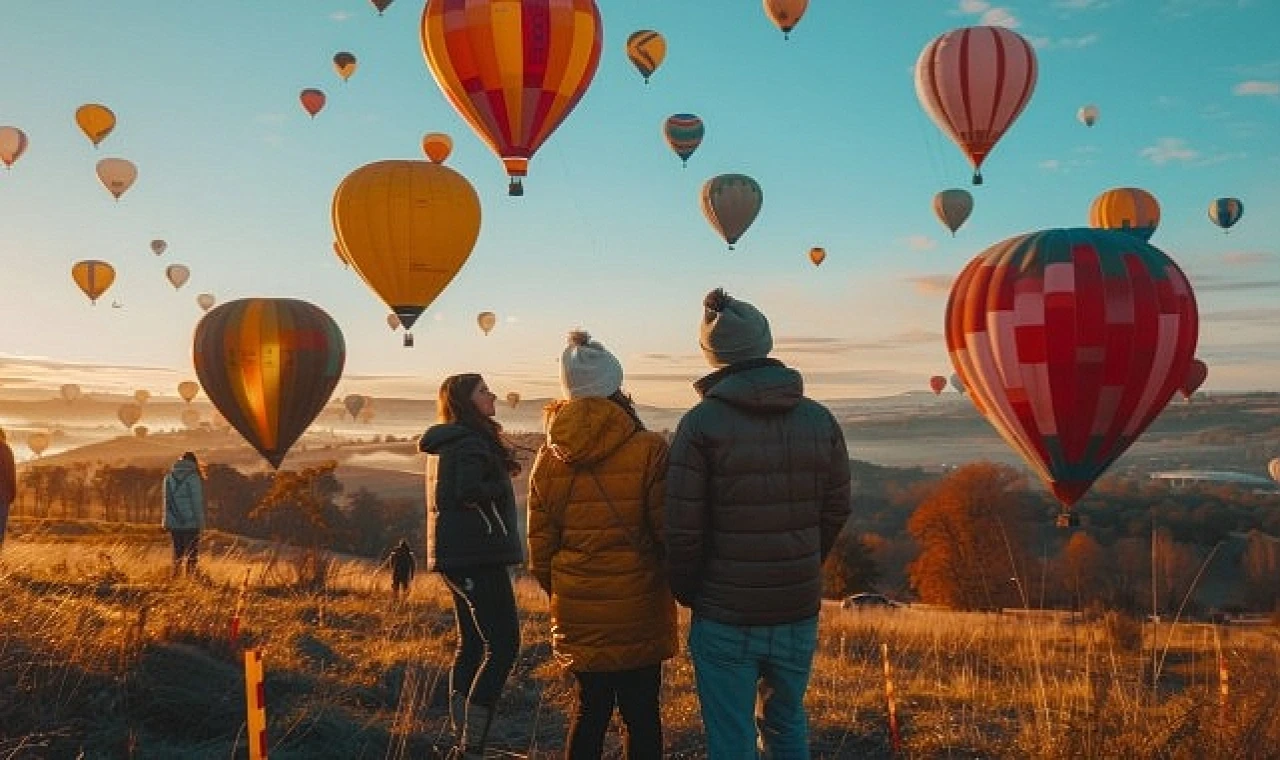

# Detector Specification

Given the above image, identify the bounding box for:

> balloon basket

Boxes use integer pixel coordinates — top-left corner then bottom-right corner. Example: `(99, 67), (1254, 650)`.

(403, 332), (414, 348)
(1055, 512), (1080, 529)
(508, 179), (524, 197)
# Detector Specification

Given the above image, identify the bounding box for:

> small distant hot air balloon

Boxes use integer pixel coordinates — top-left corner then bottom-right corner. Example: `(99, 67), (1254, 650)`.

(300, 89), (326, 118)
(1269, 458), (1280, 484)
(387, 313), (401, 331)
(0, 126), (29, 168)
(663, 114), (704, 167)
(118, 403), (143, 429)
(626, 30), (666, 84)
(915, 27), (1038, 185)
(344, 394), (367, 420)
(950, 373), (966, 395)
(1180, 359), (1208, 402)
(702, 174), (763, 250)
(421, 0), (604, 195)
(506, 392), (521, 409)
(808, 248), (826, 266)
(1089, 187), (1160, 242)
(1078, 104), (1099, 127)
(28, 432), (50, 458)
(75, 104), (116, 147)
(763, 0), (809, 39)
(930, 375), (947, 395)
(197, 293), (216, 312)
(181, 408), (202, 429)
(194, 298), (346, 469)
(134, 425), (149, 438)
(134, 389), (151, 405)
(61, 384), (82, 403)
(150, 239), (167, 256)
(96, 158), (137, 200)
(1208, 198), (1244, 233)
(371, 0), (393, 14)
(71, 260), (116, 304)
(333, 52), (358, 82)
(358, 406), (376, 424)
(178, 381), (200, 403)
(477, 311), (497, 336)
(165, 264), (190, 290)
(933, 189), (974, 236)
(422, 132), (453, 163)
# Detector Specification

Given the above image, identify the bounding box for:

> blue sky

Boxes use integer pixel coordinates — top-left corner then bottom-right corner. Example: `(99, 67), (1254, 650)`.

(0, 0), (1277, 407)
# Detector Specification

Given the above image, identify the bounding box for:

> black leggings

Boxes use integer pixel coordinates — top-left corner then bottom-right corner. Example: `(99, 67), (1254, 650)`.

(567, 664), (663, 760)
(170, 530), (200, 571)
(442, 566), (520, 708)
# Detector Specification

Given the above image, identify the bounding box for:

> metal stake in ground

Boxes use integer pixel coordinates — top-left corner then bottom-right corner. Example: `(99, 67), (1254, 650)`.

(882, 642), (901, 753)
(244, 648), (268, 760)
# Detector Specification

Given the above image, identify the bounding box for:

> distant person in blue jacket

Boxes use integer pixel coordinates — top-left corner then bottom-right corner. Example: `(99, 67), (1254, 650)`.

(162, 452), (206, 578)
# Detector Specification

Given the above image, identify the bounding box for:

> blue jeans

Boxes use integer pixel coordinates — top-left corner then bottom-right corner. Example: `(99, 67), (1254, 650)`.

(688, 615), (819, 760)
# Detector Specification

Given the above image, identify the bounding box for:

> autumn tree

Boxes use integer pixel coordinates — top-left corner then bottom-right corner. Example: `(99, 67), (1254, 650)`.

(251, 461), (344, 546)
(1060, 531), (1107, 610)
(822, 532), (881, 598)
(907, 462), (1037, 611)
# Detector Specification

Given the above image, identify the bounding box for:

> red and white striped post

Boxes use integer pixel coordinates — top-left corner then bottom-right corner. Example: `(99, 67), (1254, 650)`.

(882, 642), (901, 753)
(244, 648), (268, 760)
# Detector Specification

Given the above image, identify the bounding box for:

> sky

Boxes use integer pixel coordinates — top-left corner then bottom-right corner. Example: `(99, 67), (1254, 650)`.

(0, 0), (1278, 409)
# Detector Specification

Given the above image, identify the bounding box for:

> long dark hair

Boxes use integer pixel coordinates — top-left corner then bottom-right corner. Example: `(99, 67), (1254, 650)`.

(608, 390), (646, 431)
(437, 373), (519, 474)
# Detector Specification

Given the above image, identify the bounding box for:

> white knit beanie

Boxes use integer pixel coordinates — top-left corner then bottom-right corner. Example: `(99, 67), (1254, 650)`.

(559, 330), (624, 399)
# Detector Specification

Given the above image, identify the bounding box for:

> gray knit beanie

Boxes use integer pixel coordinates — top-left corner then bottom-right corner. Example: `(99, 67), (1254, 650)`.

(559, 330), (624, 399)
(699, 288), (773, 367)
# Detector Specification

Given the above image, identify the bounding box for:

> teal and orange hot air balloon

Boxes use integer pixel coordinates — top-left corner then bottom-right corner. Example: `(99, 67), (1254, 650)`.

(193, 298), (346, 469)
(1208, 198), (1243, 233)
(702, 174), (763, 250)
(946, 227), (1198, 515)
(1089, 187), (1160, 242)
(421, 0), (604, 196)
(663, 114), (704, 167)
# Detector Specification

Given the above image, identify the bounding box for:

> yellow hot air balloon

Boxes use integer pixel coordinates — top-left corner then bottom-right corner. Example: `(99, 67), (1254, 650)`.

(61, 383), (82, 402)
(1089, 187), (1160, 242)
(333, 52), (358, 82)
(763, 0), (809, 39)
(71, 260), (116, 304)
(808, 247), (826, 266)
(197, 293), (216, 311)
(477, 311), (497, 335)
(626, 30), (667, 84)
(166, 264), (191, 290)
(422, 132), (453, 163)
(506, 391), (521, 409)
(178, 381), (200, 403)
(0, 126), (29, 168)
(332, 160), (481, 347)
(76, 104), (116, 147)
(96, 158), (137, 200)
(28, 432), (51, 458)
(118, 402), (142, 429)
(181, 408), (202, 429)
(134, 389), (151, 405)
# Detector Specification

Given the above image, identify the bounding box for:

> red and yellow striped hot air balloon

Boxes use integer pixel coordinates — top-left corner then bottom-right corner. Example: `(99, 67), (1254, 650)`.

(420, 0), (604, 196)
(193, 298), (346, 469)
(1089, 187), (1161, 242)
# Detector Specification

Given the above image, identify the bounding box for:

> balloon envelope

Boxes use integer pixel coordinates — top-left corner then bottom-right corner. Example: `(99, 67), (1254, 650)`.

(151, 239), (167, 255)
(477, 311), (497, 335)
(71, 260), (116, 303)
(626, 30), (666, 83)
(763, 0), (809, 37)
(930, 376), (947, 395)
(663, 114), (704, 167)
(946, 227), (1198, 509)
(1208, 198), (1243, 232)
(333, 52), (358, 81)
(118, 403), (142, 429)
(343, 394), (367, 419)
(1180, 359), (1208, 401)
(96, 158), (137, 199)
(134, 389), (151, 405)
(27, 432), (50, 457)
(933, 188), (974, 236)
(1089, 187), (1160, 242)
(300, 89), (326, 118)
(193, 298), (346, 469)
(166, 264), (191, 290)
(1078, 104), (1099, 127)
(75, 104), (116, 146)
(178, 381), (200, 403)
(0, 126), (29, 168)
(422, 132), (453, 163)
(701, 174), (763, 249)
(197, 293), (216, 311)
(371, 0), (393, 13)
(808, 248), (826, 266)
(1269, 459), (1280, 484)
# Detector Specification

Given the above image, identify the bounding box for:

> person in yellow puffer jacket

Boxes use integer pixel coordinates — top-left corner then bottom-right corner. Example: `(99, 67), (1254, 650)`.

(527, 330), (677, 760)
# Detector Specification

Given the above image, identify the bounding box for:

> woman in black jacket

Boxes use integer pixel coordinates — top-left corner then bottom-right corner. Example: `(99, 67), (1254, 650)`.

(419, 373), (523, 759)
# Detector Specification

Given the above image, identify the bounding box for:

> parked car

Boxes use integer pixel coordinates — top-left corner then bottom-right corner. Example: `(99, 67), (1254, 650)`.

(841, 593), (901, 611)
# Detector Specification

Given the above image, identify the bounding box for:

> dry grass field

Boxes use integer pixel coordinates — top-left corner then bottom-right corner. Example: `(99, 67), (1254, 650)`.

(2, 519), (1279, 759)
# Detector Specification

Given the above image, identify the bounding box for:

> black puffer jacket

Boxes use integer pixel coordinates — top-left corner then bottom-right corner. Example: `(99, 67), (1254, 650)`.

(420, 423), (524, 572)
(664, 358), (852, 625)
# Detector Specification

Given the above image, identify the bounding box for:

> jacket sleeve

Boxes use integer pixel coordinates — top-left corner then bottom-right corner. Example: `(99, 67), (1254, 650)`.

(664, 415), (708, 607)
(643, 438), (670, 552)
(0, 444), (16, 505)
(820, 415), (853, 560)
(453, 442), (507, 507)
(526, 447), (558, 594)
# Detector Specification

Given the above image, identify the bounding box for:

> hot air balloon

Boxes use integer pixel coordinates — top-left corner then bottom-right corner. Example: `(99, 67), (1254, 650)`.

(134, 390), (151, 405)
(28, 432), (50, 458)
(75, 104), (116, 147)
(663, 114), (704, 167)
(702, 174), (763, 250)
(1089, 187), (1160, 242)
(422, 132), (453, 163)
(166, 264), (190, 290)
(915, 27), (1038, 185)
(1269, 458), (1280, 484)
(0, 126), (29, 168)
(358, 406), (376, 424)
(950, 373), (966, 394)
(333, 52), (358, 82)
(134, 425), (149, 438)
(61, 384), (82, 403)
(96, 158), (137, 200)
(626, 30), (666, 84)
(71, 260), (116, 304)
(477, 311), (497, 336)
(197, 293), (216, 312)
(181, 408), (202, 430)
(371, 0), (393, 14)
(193, 298), (346, 469)
(1078, 104), (1099, 127)
(506, 392), (521, 409)
(808, 248), (826, 266)
(1180, 359), (1208, 402)
(300, 89), (326, 118)
(946, 227), (1198, 511)
(178, 381), (200, 403)
(151, 239), (167, 256)
(387, 313), (401, 330)
(421, 0), (604, 196)
(933, 189), (974, 236)
(763, 0), (809, 39)
(1208, 198), (1244, 233)
(332, 160), (481, 347)
(343, 394), (367, 420)
(118, 403), (143, 429)
(930, 376), (947, 395)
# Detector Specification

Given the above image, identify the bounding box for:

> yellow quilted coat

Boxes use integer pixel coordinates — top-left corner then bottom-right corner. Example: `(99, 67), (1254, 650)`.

(527, 397), (677, 673)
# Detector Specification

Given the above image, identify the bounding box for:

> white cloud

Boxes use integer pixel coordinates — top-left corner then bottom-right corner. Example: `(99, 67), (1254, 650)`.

(1032, 33), (1100, 50)
(1233, 80), (1280, 96)
(981, 8), (1021, 26)
(1054, 0), (1108, 9)
(1039, 159), (1062, 170)
(1140, 138), (1199, 165)
(905, 275), (953, 295)
(902, 235), (938, 252)
(330, 11), (352, 21)
(959, 0), (990, 12)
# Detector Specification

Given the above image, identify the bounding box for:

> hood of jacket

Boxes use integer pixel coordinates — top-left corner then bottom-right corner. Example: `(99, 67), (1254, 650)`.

(169, 459), (199, 482)
(544, 397), (639, 467)
(695, 358), (803, 414)
(419, 423), (481, 454)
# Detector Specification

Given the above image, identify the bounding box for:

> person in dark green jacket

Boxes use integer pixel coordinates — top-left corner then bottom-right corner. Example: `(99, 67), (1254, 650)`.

(419, 373), (524, 760)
